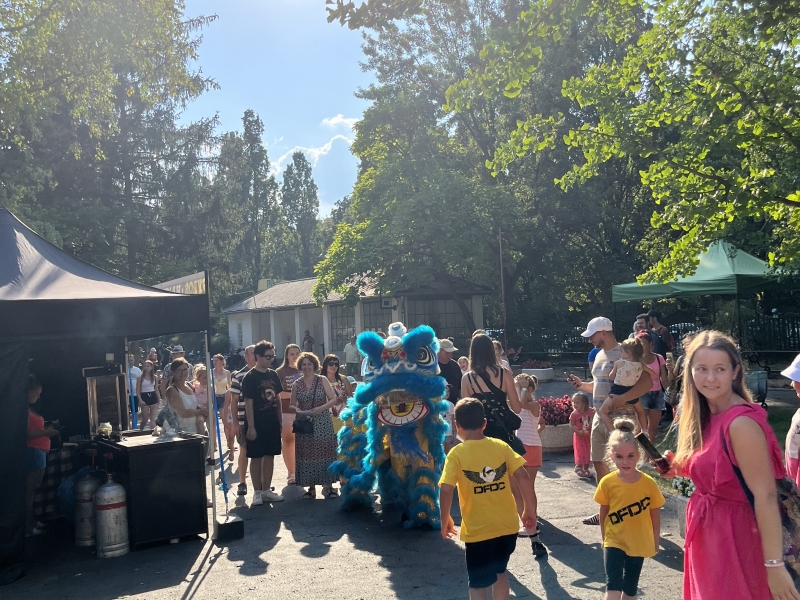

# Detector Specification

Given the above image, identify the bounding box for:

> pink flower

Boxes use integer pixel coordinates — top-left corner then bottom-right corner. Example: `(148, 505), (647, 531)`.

(539, 395), (573, 426)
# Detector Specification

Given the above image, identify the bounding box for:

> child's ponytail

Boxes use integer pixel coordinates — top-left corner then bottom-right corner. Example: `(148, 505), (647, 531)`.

(605, 418), (641, 464)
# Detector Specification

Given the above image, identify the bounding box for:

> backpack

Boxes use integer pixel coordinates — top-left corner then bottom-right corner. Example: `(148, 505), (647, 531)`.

(654, 325), (675, 353)
(722, 434), (800, 581)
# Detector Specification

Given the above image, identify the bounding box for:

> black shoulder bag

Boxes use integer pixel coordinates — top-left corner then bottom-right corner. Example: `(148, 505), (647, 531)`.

(469, 371), (526, 455)
(292, 376), (320, 435)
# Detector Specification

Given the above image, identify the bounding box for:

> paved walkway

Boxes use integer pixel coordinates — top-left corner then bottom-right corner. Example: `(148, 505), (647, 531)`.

(10, 437), (686, 600)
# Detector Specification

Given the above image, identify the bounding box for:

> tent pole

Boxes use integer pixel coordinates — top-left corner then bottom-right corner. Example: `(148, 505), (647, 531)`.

(125, 337), (137, 430)
(205, 330), (218, 528)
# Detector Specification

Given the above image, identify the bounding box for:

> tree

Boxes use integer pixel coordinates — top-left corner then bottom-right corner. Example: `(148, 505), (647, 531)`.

(445, 0), (800, 279)
(317, 0), (657, 336)
(281, 152), (320, 277)
(0, 0), (216, 280)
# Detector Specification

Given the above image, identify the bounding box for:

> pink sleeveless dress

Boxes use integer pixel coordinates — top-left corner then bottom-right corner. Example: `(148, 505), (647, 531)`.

(683, 403), (785, 599)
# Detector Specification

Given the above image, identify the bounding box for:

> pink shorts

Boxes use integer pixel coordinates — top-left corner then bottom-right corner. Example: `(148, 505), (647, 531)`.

(523, 444), (542, 468)
(787, 453), (800, 488)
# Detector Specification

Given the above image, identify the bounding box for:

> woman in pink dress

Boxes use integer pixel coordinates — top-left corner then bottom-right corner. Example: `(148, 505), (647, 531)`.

(671, 331), (799, 600)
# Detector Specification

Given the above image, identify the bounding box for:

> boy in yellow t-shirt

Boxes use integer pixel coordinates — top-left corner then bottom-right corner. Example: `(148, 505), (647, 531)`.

(439, 398), (536, 600)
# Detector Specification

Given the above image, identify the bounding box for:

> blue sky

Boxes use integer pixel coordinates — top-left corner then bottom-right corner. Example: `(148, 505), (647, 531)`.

(181, 0), (374, 214)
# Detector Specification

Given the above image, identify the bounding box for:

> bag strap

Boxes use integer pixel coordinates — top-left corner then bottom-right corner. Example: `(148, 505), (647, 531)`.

(468, 372), (486, 395)
(311, 375), (320, 410)
(720, 429), (756, 510)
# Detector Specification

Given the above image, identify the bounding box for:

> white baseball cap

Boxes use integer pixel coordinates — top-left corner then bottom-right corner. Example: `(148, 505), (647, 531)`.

(782, 354), (800, 382)
(581, 317), (613, 338)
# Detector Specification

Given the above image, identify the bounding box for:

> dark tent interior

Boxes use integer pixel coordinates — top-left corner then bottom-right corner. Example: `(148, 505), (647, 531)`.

(0, 208), (209, 584)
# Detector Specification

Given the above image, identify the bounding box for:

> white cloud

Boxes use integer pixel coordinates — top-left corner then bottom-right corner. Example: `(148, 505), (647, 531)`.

(321, 114), (358, 130)
(271, 134), (354, 177)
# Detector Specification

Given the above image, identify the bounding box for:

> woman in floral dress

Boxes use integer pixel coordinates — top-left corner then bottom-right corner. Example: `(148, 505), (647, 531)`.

(290, 352), (339, 498)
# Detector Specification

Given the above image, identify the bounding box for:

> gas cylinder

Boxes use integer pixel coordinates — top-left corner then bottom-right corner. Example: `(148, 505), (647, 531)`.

(94, 475), (129, 558)
(74, 474), (100, 547)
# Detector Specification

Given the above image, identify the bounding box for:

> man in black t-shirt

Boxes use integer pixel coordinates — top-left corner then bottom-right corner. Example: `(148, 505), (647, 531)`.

(241, 340), (284, 507)
(437, 339), (462, 404)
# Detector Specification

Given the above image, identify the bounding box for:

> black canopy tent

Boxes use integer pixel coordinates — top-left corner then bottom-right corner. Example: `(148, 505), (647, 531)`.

(0, 208), (209, 583)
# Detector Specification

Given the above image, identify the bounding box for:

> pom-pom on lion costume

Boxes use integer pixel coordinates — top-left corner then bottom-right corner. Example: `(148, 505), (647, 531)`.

(329, 322), (449, 529)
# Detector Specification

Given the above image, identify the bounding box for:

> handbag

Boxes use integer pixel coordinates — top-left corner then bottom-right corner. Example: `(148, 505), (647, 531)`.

(722, 430), (800, 582)
(292, 376), (320, 435)
(469, 372), (526, 455)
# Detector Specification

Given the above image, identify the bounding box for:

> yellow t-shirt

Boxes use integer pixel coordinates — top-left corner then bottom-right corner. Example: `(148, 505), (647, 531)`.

(439, 436), (526, 543)
(594, 471), (665, 557)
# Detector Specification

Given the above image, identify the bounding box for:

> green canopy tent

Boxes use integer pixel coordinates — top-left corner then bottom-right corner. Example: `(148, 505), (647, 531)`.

(611, 241), (800, 348)
(612, 241), (795, 302)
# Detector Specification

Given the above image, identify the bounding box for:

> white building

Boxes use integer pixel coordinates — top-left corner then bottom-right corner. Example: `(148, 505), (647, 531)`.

(222, 277), (490, 358)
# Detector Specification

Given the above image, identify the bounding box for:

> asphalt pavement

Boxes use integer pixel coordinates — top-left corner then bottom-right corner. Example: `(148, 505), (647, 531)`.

(9, 425), (686, 600)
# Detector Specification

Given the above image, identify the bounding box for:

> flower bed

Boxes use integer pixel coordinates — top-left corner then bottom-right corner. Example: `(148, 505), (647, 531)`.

(670, 476), (694, 538)
(538, 395), (574, 451)
(522, 359), (552, 369)
(539, 395), (572, 426)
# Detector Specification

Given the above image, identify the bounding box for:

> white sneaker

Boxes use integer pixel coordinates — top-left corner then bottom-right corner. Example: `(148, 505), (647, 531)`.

(261, 489), (284, 502)
(251, 490), (263, 507)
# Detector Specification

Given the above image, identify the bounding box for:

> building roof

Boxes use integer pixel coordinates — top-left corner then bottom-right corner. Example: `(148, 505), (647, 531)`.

(222, 275), (493, 315)
(222, 278), (348, 314)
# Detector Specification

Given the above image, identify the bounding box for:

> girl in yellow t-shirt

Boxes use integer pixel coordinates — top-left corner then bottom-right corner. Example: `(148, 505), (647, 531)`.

(594, 418), (664, 600)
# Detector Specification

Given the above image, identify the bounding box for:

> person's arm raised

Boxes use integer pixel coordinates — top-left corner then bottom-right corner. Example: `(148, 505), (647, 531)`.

(567, 372), (593, 394)
(730, 416), (800, 600)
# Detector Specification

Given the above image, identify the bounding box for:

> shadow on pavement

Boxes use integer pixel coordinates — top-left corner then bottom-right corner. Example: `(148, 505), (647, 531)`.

(12, 519), (208, 600)
(537, 517), (605, 595)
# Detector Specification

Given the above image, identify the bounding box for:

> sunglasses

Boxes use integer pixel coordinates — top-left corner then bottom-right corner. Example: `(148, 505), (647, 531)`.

(328, 362), (339, 367)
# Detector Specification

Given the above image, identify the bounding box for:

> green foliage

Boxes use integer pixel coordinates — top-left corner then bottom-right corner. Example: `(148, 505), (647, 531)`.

(318, 0), (659, 333)
(281, 152), (321, 277)
(0, 2), (328, 314)
(447, 0), (800, 280)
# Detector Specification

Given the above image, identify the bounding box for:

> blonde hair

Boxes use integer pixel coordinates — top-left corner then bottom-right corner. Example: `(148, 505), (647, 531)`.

(620, 338), (645, 365)
(519, 373), (539, 393)
(675, 330), (751, 465)
(572, 391), (590, 412)
(193, 363), (207, 382)
(606, 418), (640, 465)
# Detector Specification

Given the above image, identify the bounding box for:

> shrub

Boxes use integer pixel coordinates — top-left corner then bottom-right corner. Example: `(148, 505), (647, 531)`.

(539, 395), (573, 426)
(521, 359), (552, 369)
(672, 476), (695, 497)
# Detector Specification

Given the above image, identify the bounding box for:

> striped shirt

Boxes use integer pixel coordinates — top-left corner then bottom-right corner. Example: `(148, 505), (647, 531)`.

(230, 366), (252, 428)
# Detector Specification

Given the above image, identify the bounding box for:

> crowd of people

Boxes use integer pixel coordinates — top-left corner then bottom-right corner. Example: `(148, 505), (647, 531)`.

(112, 320), (800, 599)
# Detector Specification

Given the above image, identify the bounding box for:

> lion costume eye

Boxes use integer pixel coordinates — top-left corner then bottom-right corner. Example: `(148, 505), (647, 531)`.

(416, 347), (434, 366)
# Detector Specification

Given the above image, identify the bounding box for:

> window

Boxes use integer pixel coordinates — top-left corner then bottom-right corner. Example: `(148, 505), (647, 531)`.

(236, 321), (243, 348)
(406, 299), (472, 349)
(362, 300), (391, 335)
(329, 304), (355, 352)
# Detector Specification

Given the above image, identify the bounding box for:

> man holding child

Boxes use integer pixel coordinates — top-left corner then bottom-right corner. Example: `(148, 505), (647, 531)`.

(568, 317), (651, 525)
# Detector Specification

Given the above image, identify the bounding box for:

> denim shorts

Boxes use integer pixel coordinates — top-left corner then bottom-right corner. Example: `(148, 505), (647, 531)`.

(27, 447), (47, 472)
(604, 547), (644, 596)
(640, 390), (665, 410)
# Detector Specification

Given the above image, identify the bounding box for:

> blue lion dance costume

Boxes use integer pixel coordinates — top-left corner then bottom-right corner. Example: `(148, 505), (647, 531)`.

(329, 322), (449, 529)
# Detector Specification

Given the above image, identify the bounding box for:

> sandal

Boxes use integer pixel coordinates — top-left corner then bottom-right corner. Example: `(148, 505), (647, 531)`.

(302, 489), (316, 499)
(323, 487), (338, 498)
(582, 514), (600, 525)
